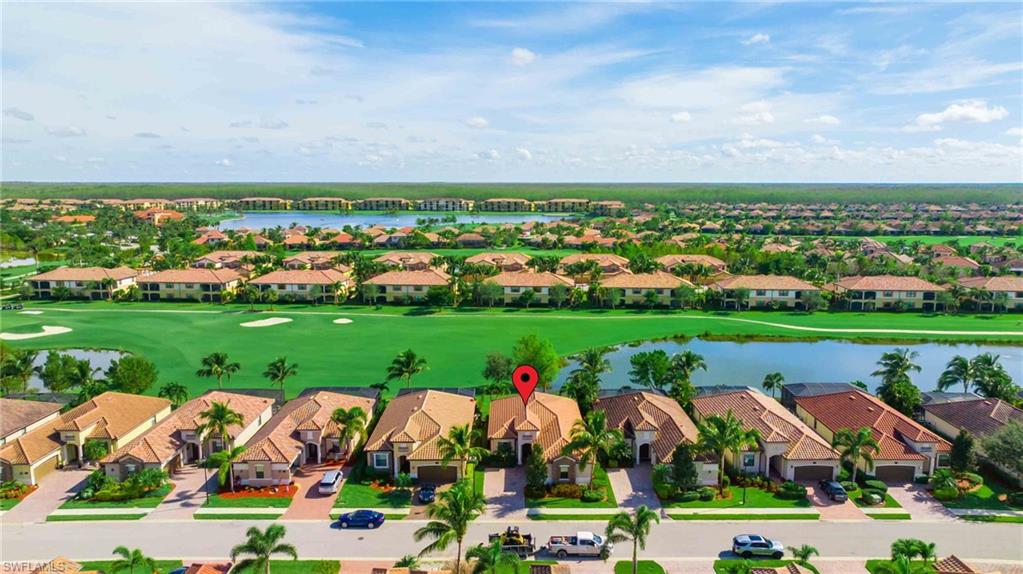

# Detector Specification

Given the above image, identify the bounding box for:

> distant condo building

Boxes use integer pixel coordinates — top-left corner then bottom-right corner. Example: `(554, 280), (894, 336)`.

(591, 200), (626, 216)
(236, 197), (291, 210)
(296, 197), (353, 211)
(357, 197), (412, 211)
(174, 197), (223, 210)
(415, 197), (475, 211)
(478, 198), (534, 212)
(535, 198), (590, 212)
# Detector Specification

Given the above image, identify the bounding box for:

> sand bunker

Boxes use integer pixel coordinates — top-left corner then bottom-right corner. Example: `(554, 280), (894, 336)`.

(0, 325), (72, 340)
(240, 317), (293, 328)
(18, 310), (43, 315)
(332, 318), (353, 325)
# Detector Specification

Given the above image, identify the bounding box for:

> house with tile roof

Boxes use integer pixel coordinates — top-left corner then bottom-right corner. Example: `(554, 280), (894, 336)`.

(373, 251), (440, 271)
(249, 269), (352, 303)
(558, 253), (631, 276)
(478, 198), (534, 212)
(601, 271), (694, 306)
(0, 398), (63, 448)
(795, 389), (951, 483)
(487, 392), (588, 484)
(137, 268), (242, 302)
(832, 275), (945, 311)
(26, 267), (139, 300)
(710, 275), (819, 310)
(233, 389), (377, 487)
(655, 254), (728, 273)
(0, 392), (171, 485)
(486, 272), (575, 305)
(923, 396), (1023, 482)
(958, 276), (1023, 311)
(363, 389), (475, 482)
(283, 251), (348, 271)
(595, 390), (718, 485)
(192, 250), (259, 269)
(101, 391), (273, 481)
(691, 388), (840, 482)
(364, 269), (452, 304)
(465, 252), (533, 272)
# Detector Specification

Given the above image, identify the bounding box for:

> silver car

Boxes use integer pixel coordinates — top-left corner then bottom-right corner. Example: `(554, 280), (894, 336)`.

(732, 535), (784, 559)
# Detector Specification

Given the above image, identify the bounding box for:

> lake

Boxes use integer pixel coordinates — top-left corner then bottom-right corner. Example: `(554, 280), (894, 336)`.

(218, 212), (568, 230)
(555, 338), (1023, 393)
(26, 349), (128, 391)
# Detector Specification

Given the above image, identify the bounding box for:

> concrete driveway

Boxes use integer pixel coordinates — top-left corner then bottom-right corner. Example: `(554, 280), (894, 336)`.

(283, 464), (346, 520)
(607, 464), (661, 510)
(887, 484), (956, 522)
(808, 483), (866, 520)
(483, 466), (527, 519)
(146, 464), (216, 521)
(2, 468), (91, 523)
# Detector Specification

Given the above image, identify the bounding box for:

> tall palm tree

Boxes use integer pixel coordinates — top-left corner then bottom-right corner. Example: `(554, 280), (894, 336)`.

(414, 480), (486, 574)
(262, 356), (298, 392)
(195, 401), (244, 457)
(880, 556), (915, 574)
(157, 381), (189, 407)
(330, 406), (369, 460)
(697, 410), (761, 493)
(561, 410), (623, 486)
(438, 424), (488, 491)
(574, 347), (611, 381)
(761, 372), (785, 399)
(832, 427), (880, 483)
(671, 350), (707, 384)
(937, 355), (981, 395)
(788, 544), (820, 566)
(466, 538), (522, 574)
(604, 505), (660, 574)
(204, 445), (246, 493)
(872, 348), (921, 386)
(196, 352), (240, 390)
(230, 524), (298, 574)
(386, 349), (428, 389)
(109, 545), (156, 574)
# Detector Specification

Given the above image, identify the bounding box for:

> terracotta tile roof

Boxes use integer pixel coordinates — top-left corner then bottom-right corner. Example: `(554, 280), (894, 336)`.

(487, 392), (581, 461)
(488, 271), (574, 288)
(834, 275), (945, 292)
(104, 391), (272, 465)
(934, 255), (980, 269)
(933, 556), (981, 574)
(655, 254), (727, 270)
(958, 276), (1023, 292)
(239, 391), (376, 464)
(559, 253), (629, 267)
(924, 398), (1023, 438)
(1, 392), (170, 466)
(139, 268), (242, 284)
(465, 252), (533, 267)
(712, 274), (818, 291)
(692, 389), (838, 461)
(602, 271), (693, 289)
(249, 269), (351, 286)
(0, 398), (61, 437)
(195, 250), (258, 263)
(364, 390), (475, 461)
(796, 389), (951, 459)
(595, 391), (700, 463)
(373, 251), (439, 267)
(28, 266), (138, 282)
(283, 251), (346, 267)
(365, 269), (451, 287)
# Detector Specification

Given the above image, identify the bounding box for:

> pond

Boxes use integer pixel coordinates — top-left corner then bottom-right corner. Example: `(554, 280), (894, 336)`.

(218, 211), (568, 230)
(26, 349), (128, 391)
(0, 257), (36, 269)
(555, 338), (1023, 393)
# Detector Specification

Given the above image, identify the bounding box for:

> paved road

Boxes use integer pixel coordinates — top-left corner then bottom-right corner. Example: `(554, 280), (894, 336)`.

(2, 518), (1021, 563)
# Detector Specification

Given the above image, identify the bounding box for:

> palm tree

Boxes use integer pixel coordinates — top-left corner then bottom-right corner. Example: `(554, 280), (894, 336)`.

(330, 406), (368, 460)
(574, 347), (611, 381)
(697, 410), (761, 493)
(671, 350), (707, 384)
(872, 348), (921, 386)
(204, 445), (246, 493)
(937, 355), (981, 395)
(761, 372), (785, 399)
(466, 539), (522, 574)
(414, 480), (486, 574)
(157, 381), (189, 407)
(832, 427), (880, 483)
(195, 401), (244, 457)
(196, 352), (240, 390)
(788, 544), (820, 566)
(394, 555), (420, 569)
(438, 424), (488, 492)
(262, 356), (298, 392)
(109, 546), (156, 574)
(561, 410), (623, 486)
(386, 349), (428, 389)
(230, 524), (298, 574)
(604, 505), (660, 574)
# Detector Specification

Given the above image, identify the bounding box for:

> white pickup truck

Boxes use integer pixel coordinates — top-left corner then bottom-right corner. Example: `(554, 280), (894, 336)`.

(545, 531), (612, 558)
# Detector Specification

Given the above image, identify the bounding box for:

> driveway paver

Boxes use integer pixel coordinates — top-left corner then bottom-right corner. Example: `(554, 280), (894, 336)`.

(283, 463), (346, 520)
(146, 464), (216, 521)
(607, 464), (661, 510)
(2, 468), (91, 523)
(887, 484), (956, 522)
(808, 483), (867, 520)
(483, 466), (527, 519)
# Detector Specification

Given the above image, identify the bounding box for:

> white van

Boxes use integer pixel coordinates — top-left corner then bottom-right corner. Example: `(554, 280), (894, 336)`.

(318, 470), (343, 494)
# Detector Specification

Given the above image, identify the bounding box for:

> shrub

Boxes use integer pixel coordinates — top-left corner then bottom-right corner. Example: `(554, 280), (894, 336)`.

(654, 483), (675, 500)
(1006, 492), (1023, 508)
(840, 481), (859, 492)
(960, 472), (984, 488)
(0, 481), (30, 499)
(698, 486), (716, 501)
(550, 483), (583, 499)
(861, 488), (885, 505)
(932, 486), (960, 501)
(913, 475), (931, 485)
(777, 481), (808, 500)
(863, 479), (889, 493)
(525, 485), (546, 499)
(721, 475), (731, 490)
(677, 491), (700, 503)
(581, 488), (604, 503)
(487, 443), (516, 468)
(837, 466), (851, 482)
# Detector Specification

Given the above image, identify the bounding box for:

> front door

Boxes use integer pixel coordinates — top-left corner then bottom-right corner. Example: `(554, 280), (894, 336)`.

(64, 444), (79, 464)
(638, 443), (651, 463)
(520, 443), (533, 464)
(399, 456), (410, 474)
(306, 443), (319, 465)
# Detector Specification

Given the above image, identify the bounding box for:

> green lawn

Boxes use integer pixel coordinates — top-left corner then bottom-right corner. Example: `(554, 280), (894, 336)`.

(195, 513), (282, 520)
(663, 486), (811, 509)
(334, 480), (411, 508)
(495, 560), (558, 574)
(715, 560), (820, 574)
(78, 559), (184, 572)
(0, 499), (23, 510)
(939, 472), (1018, 511)
(869, 513), (912, 520)
(472, 464), (486, 498)
(865, 559), (935, 574)
(961, 515), (1023, 523)
(2, 302), (1020, 400)
(869, 235), (1019, 248)
(615, 560), (666, 574)
(230, 560), (339, 574)
(669, 513), (818, 521)
(526, 466), (616, 508)
(528, 513), (622, 521)
(46, 513), (147, 521)
(59, 484), (173, 509)
(854, 493), (903, 508)
(203, 494), (294, 508)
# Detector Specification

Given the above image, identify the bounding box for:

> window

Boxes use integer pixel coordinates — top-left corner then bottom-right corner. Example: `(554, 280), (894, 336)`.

(413, 286), (423, 292)
(905, 291), (916, 297)
(373, 452), (389, 469)
(125, 463), (137, 474)
(755, 290), (766, 296)
(632, 289), (642, 295)
(559, 465), (570, 481)
(165, 284), (174, 289)
(255, 464), (265, 479)
(185, 284), (194, 289)
(510, 287), (520, 293)
(742, 453), (756, 468)
(937, 454), (951, 468)
(883, 290), (893, 297)
(778, 290), (789, 297)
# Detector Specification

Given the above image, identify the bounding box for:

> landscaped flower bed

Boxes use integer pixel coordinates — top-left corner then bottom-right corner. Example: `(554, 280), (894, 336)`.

(0, 481), (37, 510)
(216, 484), (298, 499)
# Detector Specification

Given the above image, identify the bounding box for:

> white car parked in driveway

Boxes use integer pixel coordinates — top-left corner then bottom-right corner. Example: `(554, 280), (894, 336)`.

(318, 470), (343, 494)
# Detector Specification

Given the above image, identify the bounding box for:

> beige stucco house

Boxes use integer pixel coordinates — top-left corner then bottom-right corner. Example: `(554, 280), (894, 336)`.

(487, 392), (589, 484)
(833, 275), (945, 312)
(137, 268), (242, 302)
(27, 267), (139, 300)
(487, 272), (575, 305)
(711, 275), (819, 310)
(248, 269), (352, 303)
(364, 269), (452, 303)
(601, 272), (694, 306)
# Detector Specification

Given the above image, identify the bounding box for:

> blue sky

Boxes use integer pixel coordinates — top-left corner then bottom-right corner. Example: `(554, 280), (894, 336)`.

(3, 2), (1021, 182)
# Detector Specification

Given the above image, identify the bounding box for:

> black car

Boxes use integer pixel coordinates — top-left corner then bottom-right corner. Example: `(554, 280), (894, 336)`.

(818, 479), (848, 502)
(418, 483), (436, 503)
(336, 509), (385, 529)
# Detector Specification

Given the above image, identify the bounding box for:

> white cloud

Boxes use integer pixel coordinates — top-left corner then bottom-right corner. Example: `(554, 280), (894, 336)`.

(229, 121), (253, 128)
(134, 132), (160, 139)
(916, 100), (1009, 127)
(515, 148), (533, 160)
(215, 158), (232, 167)
(46, 126), (86, 137)
(3, 107), (34, 121)
(465, 116), (489, 129)
(258, 118), (289, 130)
(476, 149), (500, 160)
(510, 47), (537, 66)
(806, 114), (841, 126)
(742, 33), (770, 46)
(1007, 127), (1023, 137)
(734, 101), (775, 125)
(670, 111), (692, 123)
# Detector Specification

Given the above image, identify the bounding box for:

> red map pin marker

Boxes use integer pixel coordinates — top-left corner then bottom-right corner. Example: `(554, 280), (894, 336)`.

(512, 364), (539, 405)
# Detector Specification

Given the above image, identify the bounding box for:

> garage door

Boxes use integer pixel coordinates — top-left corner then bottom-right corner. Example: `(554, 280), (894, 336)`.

(417, 465), (458, 484)
(875, 465), (915, 484)
(793, 465), (834, 481)
(32, 454), (60, 483)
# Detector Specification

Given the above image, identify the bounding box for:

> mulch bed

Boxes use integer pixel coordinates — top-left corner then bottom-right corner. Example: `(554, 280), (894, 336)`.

(216, 484), (298, 499)
(1, 484), (38, 501)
